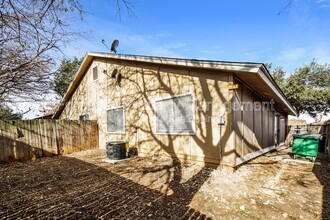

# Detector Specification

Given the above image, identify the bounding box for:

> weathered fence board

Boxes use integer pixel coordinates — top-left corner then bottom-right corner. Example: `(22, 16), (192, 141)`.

(0, 120), (98, 163)
(325, 121), (330, 160)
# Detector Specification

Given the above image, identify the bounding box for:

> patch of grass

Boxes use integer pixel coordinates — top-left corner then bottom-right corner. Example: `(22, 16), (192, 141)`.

(257, 216), (267, 220)
(235, 202), (252, 212)
(206, 207), (214, 214)
(235, 203), (242, 210)
(246, 206), (253, 212)
(277, 191), (287, 197)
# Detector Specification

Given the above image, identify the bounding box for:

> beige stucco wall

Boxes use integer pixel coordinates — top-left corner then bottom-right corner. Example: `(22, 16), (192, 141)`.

(60, 58), (237, 169)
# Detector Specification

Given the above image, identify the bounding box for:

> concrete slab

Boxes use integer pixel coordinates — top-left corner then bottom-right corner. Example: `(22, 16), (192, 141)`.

(283, 158), (321, 165)
(101, 158), (133, 164)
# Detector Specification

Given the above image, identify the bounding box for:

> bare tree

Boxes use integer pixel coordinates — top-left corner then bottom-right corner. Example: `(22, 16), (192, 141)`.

(0, 0), (134, 105)
(115, 0), (136, 20)
(278, 0), (293, 15)
(0, 0), (85, 103)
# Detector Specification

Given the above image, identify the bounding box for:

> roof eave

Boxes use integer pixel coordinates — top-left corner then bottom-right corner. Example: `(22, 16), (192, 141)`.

(53, 53), (93, 119)
(258, 66), (297, 116)
(88, 52), (262, 73)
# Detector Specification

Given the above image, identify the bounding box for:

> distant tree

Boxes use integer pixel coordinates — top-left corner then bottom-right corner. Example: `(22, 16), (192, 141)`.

(0, 104), (22, 120)
(53, 57), (83, 97)
(271, 67), (286, 90)
(264, 63), (273, 71)
(295, 60), (330, 121)
(273, 60), (330, 122)
(283, 70), (307, 117)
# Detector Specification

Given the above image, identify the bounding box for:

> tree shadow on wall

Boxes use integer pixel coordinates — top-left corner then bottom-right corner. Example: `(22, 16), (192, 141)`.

(116, 64), (235, 169)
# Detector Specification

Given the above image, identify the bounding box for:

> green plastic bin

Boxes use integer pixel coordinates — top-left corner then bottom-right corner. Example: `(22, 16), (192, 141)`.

(292, 134), (321, 162)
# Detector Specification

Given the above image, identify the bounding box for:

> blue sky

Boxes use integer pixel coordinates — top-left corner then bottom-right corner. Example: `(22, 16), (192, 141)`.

(64, 0), (330, 73)
(19, 0), (330, 120)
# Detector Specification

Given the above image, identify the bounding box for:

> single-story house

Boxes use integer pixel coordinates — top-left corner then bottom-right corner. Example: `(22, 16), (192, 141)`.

(53, 52), (296, 170)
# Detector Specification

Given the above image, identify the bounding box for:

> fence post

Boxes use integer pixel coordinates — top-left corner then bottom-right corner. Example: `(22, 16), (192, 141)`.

(327, 122), (330, 161)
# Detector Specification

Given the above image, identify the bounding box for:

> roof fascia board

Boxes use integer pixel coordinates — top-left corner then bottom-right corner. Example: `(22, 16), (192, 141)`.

(53, 54), (93, 118)
(257, 67), (297, 115)
(89, 52), (261, 73)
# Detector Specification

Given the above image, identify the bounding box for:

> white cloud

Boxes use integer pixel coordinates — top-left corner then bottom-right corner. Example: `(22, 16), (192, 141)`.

(119, 34), (183, 57)
(280, 48), (306, 61)
(315, 0), (330, 8)
(167, 42), (189, 49)
(200, 49), (218, 55)
(153, 33), (171, 39)
(267, 44), (330, 73)
(243, 52), (260, 61)
(61, 30), (183, 59)
(320, 4), (330, 8)
(149, 48), (181, 57)
(312, 46), (330, 64)
(267, 48), (307, 72)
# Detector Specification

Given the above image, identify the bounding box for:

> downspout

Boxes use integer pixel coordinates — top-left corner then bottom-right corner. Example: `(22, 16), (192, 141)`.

(218, 115), (226, 162)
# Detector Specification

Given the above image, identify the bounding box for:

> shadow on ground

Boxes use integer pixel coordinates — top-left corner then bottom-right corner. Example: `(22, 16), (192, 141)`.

(0, 155), (211, 219)
(312, 153), (330, 220)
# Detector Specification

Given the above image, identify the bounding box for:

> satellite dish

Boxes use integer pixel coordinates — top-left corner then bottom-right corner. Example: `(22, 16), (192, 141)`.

(111, 69), (118, 78)
(111, 39), (119, 54)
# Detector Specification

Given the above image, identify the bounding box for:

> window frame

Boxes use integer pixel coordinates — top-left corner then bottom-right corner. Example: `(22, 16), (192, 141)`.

(106, 106), (125, 134)
(154, 93), (196, 135)
(92, 65), (99, 82)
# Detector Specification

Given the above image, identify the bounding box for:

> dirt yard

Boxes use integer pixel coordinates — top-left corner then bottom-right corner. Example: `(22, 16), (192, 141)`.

(0, 145), (329, 219)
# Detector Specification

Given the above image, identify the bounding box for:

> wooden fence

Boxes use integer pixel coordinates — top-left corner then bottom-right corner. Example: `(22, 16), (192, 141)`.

(0, 120), (98, 163)
(325, 121), (330, 160)
(288, 121), (330, 160)
(287, 124), (326, 143)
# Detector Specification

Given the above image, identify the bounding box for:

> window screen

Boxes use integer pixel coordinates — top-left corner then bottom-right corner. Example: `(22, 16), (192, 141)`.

(156, 94), (194, 134)
(79, 114), (89, 121)
(107, 107), (124, 133)
(92, 66), (98, 81)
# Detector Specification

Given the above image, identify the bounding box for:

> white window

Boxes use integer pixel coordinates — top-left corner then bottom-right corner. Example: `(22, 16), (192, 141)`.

(92, 66), (98, 81)
(155, 94), (195, 134)
(79, 114), (89, 121)
(107, 107), (125, 133)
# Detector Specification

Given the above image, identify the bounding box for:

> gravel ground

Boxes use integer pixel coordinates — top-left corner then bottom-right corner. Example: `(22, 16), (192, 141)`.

(0, 145), (329, 219)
